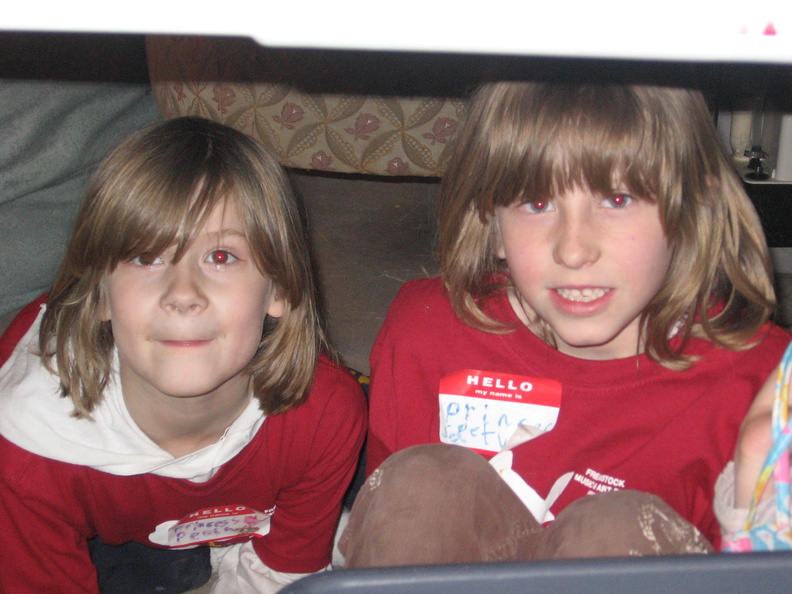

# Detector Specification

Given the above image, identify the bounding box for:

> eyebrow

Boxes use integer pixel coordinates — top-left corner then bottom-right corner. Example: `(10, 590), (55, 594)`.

(200, 229), (247, 240)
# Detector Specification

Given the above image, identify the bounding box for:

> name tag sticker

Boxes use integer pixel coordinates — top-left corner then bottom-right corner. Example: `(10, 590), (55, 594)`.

(149, 505), (275, 549)
(439, 370), (562, 454)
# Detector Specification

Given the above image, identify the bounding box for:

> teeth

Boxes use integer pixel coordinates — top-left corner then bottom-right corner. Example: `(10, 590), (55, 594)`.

(556, 288), (608, 302)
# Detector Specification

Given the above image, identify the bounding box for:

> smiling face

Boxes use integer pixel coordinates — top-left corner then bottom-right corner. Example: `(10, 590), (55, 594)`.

(103, 200), (284, 408)
(495, 185), (673, 360)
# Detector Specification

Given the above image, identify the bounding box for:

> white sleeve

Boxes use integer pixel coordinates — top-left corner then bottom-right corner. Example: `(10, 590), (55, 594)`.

(210, 541), (327, 594)
(714, 461), (776, 536)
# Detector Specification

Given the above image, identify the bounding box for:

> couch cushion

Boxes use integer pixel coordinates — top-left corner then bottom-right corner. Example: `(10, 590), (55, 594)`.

(0, 80), (162, 318)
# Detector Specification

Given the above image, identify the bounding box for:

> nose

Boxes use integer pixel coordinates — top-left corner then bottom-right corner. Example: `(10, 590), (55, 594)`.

(552, 211), (601, 269)
(160, 262), (208, 315)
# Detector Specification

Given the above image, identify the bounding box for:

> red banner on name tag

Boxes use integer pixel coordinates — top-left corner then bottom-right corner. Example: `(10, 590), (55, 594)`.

(441, 370), (562, 406)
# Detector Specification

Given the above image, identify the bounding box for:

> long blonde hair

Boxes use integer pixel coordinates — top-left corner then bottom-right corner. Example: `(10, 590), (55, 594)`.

(439, 81), (775, 368)
(41, 116), (327, 416)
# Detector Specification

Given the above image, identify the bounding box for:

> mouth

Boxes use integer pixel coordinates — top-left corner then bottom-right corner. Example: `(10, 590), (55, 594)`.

(554, 287), (611, 303)
(158, 339), (213, 347)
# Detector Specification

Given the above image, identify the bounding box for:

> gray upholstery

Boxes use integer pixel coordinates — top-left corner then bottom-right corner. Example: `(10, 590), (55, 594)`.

(0, 80), (161, 319)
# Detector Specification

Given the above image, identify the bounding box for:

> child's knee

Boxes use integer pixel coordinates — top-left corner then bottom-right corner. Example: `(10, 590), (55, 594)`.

(534, 490), (714, 559)
(341, 444), (541, 567)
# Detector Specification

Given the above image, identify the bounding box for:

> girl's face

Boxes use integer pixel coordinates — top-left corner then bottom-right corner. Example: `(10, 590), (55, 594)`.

(102, 200), (284, 408)
(495, 184), (672, 360)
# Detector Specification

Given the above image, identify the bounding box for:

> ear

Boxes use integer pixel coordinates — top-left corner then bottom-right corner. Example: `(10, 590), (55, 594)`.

(492, 215), (506, 260)
(704, 173), (721, 192)
(266, 285), (286, 319)
(98, 281), (112, 322)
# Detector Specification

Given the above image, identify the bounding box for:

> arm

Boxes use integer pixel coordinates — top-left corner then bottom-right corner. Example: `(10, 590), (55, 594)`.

(711, 329), (792, 544)
(1, 301), (100, 592)
(0, 444), (99, 593)
(251, 363), (366, 577)
(734, 368), (782, 508)
(366, 295), (434, 473)
(715, 366), (784, 540)
(366, 281), (444, 474)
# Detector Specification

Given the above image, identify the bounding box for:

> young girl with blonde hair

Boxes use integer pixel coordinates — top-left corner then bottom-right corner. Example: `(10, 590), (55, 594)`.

(341, 81), (790, 566)
(0, 117), (366, 592)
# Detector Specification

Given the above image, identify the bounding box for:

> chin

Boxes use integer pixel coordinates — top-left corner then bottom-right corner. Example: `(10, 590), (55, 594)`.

(556, 332), (624, 355)
(155, 379), (227, 399)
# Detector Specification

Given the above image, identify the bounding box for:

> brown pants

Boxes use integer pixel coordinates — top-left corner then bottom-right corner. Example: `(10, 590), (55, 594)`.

(340, 444), (713, 568)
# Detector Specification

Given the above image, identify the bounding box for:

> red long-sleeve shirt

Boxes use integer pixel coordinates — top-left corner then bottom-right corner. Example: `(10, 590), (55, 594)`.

(367, 277), (791, 549)
(0, 299), (366, 593)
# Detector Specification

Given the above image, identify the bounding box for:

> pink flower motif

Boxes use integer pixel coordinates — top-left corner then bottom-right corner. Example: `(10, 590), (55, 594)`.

(173, 82), (186, 102)
(273, 103), (304, 130)
(386, 158), (410, 176)
(311, 151), (333, 171)
(422, 117), (457, 145)
(212, 84), (236, 115)
(345, 113), (380, 141)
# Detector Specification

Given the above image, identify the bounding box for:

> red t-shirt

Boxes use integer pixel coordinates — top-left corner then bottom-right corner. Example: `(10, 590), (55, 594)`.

(0, 298), (367, 593)
(367, 278), (791, 549)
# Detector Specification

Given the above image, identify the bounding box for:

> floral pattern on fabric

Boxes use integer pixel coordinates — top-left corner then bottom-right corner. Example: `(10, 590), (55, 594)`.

(147, 36), (465, 176)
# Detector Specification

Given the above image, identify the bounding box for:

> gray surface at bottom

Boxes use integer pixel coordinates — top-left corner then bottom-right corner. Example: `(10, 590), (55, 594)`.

(282, 551), (792, 593)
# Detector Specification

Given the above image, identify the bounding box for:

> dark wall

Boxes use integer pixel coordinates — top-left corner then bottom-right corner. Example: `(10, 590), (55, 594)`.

(0, 32), (149, 82)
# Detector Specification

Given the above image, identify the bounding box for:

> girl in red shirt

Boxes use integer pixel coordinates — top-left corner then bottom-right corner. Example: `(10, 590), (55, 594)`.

(341, 82), (790, 565)
(0, 117), (366, 593)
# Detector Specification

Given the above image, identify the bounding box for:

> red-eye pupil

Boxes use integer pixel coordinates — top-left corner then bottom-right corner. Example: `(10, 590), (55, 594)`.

(532, 200), (546, 211)
(612, 194), (626, 206)
(213, 251), (228, 264)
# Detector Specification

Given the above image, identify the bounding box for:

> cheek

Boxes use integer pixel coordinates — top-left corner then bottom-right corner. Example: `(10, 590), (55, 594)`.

(617, 207), (666, 254)
(623, 234), (673, 291)
(233, 318), (268, 364)
(498, 227), (543, 274)
(107, 294), (142, 328)
(501, 250), (546, 297)
(103, 269), (147, 316)
(228, 292), (270, 339)
(108, 317), (141, 364)
(629, 224), (671, 264)
(496, 220), (520, 261)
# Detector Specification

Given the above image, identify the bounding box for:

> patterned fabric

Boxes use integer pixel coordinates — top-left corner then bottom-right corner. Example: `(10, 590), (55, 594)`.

(146, 36), (465, 176)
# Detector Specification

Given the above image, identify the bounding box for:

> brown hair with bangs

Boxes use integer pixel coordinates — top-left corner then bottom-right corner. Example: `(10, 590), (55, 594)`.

(40, 116), (327, 417)
(439, 81), (775, 368)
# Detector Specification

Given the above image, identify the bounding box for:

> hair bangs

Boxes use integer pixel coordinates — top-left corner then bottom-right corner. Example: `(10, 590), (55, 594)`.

(479, 84), (673, 213)
(83, 134), (238, 274)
